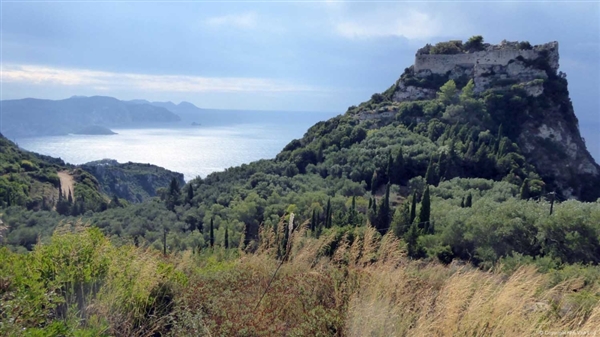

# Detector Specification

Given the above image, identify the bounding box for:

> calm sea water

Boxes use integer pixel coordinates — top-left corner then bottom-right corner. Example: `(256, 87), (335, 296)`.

(16, 115), (334, 181)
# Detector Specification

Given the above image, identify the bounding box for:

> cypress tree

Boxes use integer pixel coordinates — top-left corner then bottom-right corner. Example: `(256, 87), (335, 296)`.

(316, 212), (322, 238)
(368, 197), (372, 210)
(376, 183), (391, 234)
(404, 223), (422, 258)
(393, 147), (405, 184)
(111, 195), (121, 208)
(67, 190), (73, 204)
(163, 227), (168, 256)
(409, 191), (417, 224)
(425, 157), (436, 185)
(186, 184), (194, 204)
(209, 218), (214, 248)
(170, 177), (181, 196)
(419, 186), (431, 234)
(368, 198), (377, 227)
(327, 202), (333, 228)
(372, 196), (377, 212)
(466, 192), (473, 208)
(460, 197), (465, 208)
(437, 153), (445, 182)
(385, 182), (390, 205)
(386, 152), (393, 183)
(311, 209), (316, 232)
(166, 177), (182, 211)
(224, 227), (229, 249)
(371, 171), (379, 194)
(465, 141), (475, 159)
(349, 196), (357, 226)
(71, 201), (79, 216)
(520, 179), (530, 200)
(391, 202), (411, 238)
(325, 198), (332, 228)
(495, 124), (504, 154)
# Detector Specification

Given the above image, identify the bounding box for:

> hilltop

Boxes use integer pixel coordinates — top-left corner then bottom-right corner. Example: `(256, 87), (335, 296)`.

(0, 133), (107, 218)
(349, 37), (599, 200)
(354, 37), (600, 200)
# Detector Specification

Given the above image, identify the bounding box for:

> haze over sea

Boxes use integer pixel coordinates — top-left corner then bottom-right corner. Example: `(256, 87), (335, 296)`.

(14, 111), (338, 181)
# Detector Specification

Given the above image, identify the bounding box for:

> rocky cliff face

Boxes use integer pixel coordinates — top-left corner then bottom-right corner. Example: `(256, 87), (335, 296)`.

(81, 159), (185, 203)
(355, 39), (599, 200)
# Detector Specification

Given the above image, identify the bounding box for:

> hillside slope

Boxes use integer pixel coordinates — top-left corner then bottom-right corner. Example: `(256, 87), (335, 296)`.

(165, 37), (600, 266)
(0, 133), (108, 214)
(280, 38), (599, 201)
(81, 159), (185, 203)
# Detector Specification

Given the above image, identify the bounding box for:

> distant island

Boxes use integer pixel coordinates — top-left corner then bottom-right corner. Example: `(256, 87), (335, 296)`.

(73, 125), (117, 135)
(191, 122), (201, 126)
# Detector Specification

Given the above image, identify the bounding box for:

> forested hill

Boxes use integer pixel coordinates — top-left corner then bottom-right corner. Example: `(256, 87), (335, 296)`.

(171, 37), (600, 265)
(81, 159), (185, 203)
(2, 37), (600, 269)
(0, 134), (107, 216)
(277, 38), (599, 201)
(0, 134), (184, 222)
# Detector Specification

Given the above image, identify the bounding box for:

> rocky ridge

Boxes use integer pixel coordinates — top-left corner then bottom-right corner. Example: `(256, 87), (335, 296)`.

(81, 159), (185, 203)
(354, 39), (599, 200)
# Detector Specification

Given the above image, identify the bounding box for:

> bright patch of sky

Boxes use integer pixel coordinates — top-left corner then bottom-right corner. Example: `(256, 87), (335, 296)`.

(2, 1), (598, 124)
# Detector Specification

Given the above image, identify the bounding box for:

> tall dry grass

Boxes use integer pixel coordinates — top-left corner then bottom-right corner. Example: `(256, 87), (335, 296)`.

(248, 224), (600, 336)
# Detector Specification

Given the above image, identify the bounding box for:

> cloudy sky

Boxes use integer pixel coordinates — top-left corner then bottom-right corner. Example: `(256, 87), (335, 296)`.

(2, 1), (599, 127)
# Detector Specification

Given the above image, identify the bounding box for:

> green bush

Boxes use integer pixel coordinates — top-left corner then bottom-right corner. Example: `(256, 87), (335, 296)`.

(464, 35), (485, 52)
(430, 40), (463, 55)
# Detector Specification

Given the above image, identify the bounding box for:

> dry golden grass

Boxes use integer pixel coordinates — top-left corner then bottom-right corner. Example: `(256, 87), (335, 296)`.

(269, 225), (600, 337)
(342, 251), (600, 337)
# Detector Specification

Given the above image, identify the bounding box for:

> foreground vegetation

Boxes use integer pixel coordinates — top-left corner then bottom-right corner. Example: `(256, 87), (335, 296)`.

(2, 226), (600, 336)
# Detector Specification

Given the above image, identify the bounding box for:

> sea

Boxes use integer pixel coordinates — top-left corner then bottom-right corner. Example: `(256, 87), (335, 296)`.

(14, 111), (339, 181)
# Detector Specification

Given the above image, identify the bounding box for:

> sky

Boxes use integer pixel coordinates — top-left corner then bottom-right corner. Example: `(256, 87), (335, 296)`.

(1, 1), (599, 130)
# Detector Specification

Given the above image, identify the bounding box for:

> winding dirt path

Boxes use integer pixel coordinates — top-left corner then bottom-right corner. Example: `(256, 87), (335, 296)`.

(58, 171), (75, 199)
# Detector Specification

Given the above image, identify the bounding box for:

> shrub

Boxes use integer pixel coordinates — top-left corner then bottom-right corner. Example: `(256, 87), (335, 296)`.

(20, 160), (38, 172)
(430, 40), (463, 55)
(464, 35), (485, 52)
(517, 41), (532, 50)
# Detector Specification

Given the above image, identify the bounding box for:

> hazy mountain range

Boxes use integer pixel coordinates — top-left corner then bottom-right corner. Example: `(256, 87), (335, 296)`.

(0, 96), (183, 138)
(0, 95), (338, 140)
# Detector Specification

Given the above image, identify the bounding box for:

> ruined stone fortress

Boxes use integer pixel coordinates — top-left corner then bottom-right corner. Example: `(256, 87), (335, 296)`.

(392, 40), (560, 102)
(413, 41), (559, 75)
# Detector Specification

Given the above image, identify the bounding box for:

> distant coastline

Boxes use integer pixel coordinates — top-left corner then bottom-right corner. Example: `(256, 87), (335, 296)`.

(73, 125), (117, 135)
